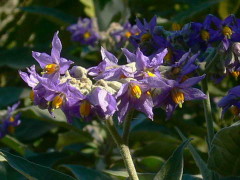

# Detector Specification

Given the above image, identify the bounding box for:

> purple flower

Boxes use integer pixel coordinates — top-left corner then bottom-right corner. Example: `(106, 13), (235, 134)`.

(88, 47), (134, 80)
(122, 48), (168, 79)
(111, 22), (140, 47)
(152, 75), (206, 119)
(0, 102), (21, 138)
(218, 85), (240, 117)
(35, 77), (84, 123)
(32, 31), (73, 77)
(130, 16), (166, 56)
(115, 81), (154, 123)
(19, 65), (48, 109)
(78, 88), (118, 121)
(67, 18), (100, 46)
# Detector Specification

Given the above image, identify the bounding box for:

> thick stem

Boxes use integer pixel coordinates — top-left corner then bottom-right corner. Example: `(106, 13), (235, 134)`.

(105, 117), (139, 180)
(123, 110), (134, 144)
(201, 78), (214, 150)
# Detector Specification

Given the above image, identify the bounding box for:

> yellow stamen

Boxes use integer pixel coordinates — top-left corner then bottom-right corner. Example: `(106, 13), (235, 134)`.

(172, 23), (181, 31)
(171, 89), (184, 108)
(141, 33), (152, 42)
(52, 95), (64, 109)
(147, 71), (156, 77)
(135, 32), (140, 36)
(231, 71), (240, 79)
(200, 30), (210, 41)
(180, 75), (189, 82)
(83, 32), (91, 39)
(120, 74), (127, 79)
(80, 100), (91, 117)
(8, 117), (15, 134)
(222, 26), (232, 38)
(43, 64), (59, 74)
(164, 49), (173, 62)
(9, 116), (15, 122)
(230, 106), (240, 116)
(146, 91), (151, 96)
(130, 84), (142, 99)
(125, 31), (132, 38)
(29, 90), (34, 101)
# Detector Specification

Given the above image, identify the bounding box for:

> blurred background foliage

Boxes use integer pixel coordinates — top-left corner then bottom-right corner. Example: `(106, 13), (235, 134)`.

(0, 0), (240, 179)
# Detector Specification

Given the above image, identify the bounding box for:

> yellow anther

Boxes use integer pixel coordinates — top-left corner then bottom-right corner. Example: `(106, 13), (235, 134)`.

(130, 84), (142, 99)
(230, 106), (240, 116)
(43, 64), (59, 74)
(222, 26), (233, 38)
(120, 74), (127, 79)
(52, 95), (64, 109)
(125, 31), (132, 38)
(146, 91), (151, 96)
(141, 33), (152, 42)
(9, 116), (15, 122)
(180, 75), (189, 82)
(164, 49), (173, 62)
(135, 32), (140, 36)
(200, 30), (210, 41)
(147, 71), (156, 77)
(231, 71), (240, 79)
(29, 90), (34, 101)
(83, 32), (91, 39)
(80, 100), (91, 117)
(171, 89), (184, 108)
(172, 23), (181, 31)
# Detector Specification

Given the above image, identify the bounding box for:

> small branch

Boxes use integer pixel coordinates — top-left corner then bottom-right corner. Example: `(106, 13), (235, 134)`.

(122, 110), (134, 144)
(105, 117), (139, 180)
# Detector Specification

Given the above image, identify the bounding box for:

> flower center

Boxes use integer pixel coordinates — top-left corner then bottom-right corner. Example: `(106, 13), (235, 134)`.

(222, 26), (232, 38)
(83, 32), (91, 39)
(43, 64), (59, 74)
(146, 71), (156, 77)
(125, 31), (132, 38)
(8, 116), (15, 134)
(141, 33), (152, 42)
(29, 90), (34, 101)
(171, 89), (184, 108)
(80, 100), (91, 117)
(172, 23), (181, 31)
(52, 95), (64, 109)
(130, 84), (142, 99)
(231, 71), (240, 79)
(200, 30), (210, 41)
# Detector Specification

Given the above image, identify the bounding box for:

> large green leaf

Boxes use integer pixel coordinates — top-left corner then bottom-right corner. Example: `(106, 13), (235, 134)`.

(20, 6), (77, 25)
(154, 139), (191, 180)
(0, 162), (26, 180)
(93, 0), (130, 30)
(0, 150), (76, 180)
(208, 121), (240, 176)
(0, 87), (29, 108)
(61, 164), (111, 180)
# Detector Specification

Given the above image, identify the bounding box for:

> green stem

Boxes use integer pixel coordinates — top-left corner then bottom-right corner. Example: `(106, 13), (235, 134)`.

(105, 117), (139, 180)
(201, 77), (214, 150)
(122, 110), (134, 144)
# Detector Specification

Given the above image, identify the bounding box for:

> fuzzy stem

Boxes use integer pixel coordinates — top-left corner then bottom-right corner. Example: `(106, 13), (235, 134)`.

(122, 110), (134, 144)
(105, 117), (139, 180)
(201, 77), (214, 150)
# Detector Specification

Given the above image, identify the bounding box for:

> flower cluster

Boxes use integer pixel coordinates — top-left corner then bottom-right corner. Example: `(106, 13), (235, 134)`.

(0, 102), (21, 138)
(20, 29), (207, 123)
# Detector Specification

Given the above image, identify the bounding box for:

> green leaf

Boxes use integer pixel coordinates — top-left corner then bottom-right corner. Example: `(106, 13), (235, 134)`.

(56, 131), (93, 150)
(153, 139), (191, 180)
(0, 135), (31, 156)
(218, 0), (240, 19)
(61, 164), (112, 180)
(175, 127), (212, 180)
(0, 87), (29, 108)
(208, 121), (240, 176)
(79, 0), (95, 17)
(137, 156), (164, 172)
(103, 170), (155, 180)
(20, 6), (77, 25)
(0, 162), (26, 180)
(0, 150), (76, 180)
(182, 174), (203, 180)
(93, 0), (130, 30)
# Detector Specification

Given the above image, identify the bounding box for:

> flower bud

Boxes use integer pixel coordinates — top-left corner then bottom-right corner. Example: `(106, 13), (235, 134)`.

(232, 43), (240, 56)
